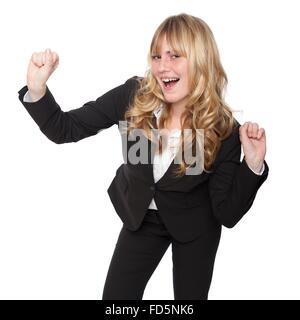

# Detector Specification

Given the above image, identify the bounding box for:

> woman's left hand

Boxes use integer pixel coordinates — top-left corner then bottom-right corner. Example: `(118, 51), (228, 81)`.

(239, 122), (266, 173)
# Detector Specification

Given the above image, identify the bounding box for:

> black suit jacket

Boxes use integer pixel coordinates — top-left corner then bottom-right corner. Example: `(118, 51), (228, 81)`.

(18, 76), (269, 243)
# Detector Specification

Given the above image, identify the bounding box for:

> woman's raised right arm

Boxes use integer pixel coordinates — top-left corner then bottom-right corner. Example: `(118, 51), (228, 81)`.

(18, 49), (139, 144)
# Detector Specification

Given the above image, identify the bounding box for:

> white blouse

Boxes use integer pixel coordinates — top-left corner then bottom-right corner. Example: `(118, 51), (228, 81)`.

(148, 104), (181, 210)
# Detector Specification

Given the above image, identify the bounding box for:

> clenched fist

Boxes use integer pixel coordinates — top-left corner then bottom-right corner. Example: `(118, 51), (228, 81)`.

(239, 122), (266, 174)
(27, 48), (59, 101)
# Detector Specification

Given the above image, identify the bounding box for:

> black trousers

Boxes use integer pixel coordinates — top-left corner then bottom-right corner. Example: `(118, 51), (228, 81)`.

(102, 209), (221, 300)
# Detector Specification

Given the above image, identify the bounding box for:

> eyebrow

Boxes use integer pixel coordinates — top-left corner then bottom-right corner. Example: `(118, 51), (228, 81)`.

(153, 50), (177, 55)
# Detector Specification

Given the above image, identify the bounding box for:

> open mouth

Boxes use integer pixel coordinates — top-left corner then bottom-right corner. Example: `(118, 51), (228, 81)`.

(162, 78), (180, 89)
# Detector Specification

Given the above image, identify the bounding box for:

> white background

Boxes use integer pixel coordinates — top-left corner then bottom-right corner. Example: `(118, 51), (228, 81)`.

(0, 0), (299, 300)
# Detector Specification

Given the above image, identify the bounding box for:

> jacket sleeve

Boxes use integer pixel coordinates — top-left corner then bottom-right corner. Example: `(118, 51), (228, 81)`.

(18, 76), (140, 144)
(208, 123), (269, 228)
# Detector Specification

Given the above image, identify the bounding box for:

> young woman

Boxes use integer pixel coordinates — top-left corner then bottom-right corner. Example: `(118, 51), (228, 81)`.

(19, 13), (269, 300)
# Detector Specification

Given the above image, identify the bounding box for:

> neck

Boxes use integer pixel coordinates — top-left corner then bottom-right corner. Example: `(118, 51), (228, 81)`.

(166, 108), (186, 131)
(169, 105), (185, 119)
(169, 96), (189, 118)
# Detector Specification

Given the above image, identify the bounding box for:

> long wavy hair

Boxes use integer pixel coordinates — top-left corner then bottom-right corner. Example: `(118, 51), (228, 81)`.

(124, 13), (238, 177)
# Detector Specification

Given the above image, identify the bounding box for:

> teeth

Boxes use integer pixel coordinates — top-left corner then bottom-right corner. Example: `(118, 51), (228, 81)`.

(162, 78), (179, 83)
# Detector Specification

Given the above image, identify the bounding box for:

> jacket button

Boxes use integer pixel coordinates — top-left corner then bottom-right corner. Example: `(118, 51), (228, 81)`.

(150, 185), (155, 191)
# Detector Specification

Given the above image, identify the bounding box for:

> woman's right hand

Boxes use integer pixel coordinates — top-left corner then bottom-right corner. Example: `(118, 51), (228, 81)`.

(27, 48), (59, 101)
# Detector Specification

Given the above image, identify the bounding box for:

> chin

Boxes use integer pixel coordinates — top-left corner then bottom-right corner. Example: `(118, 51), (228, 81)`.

(164, 98), (177, 103)
(163, 94), (184, 102)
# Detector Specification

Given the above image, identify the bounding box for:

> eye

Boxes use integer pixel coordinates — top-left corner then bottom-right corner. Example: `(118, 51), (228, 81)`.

(172, 54), (180, 59)
(151, 55), (161, 60)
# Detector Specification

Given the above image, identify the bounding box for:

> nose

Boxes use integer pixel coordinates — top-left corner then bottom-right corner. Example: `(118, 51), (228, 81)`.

(157, 55), (171, 73)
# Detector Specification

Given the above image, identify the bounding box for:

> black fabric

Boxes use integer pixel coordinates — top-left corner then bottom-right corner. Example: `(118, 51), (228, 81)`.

(102, 209), (221, 300)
